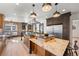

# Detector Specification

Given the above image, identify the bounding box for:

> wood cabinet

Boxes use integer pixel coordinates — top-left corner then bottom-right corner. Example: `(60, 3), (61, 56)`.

(30, 41), (45, 56)
(0, 14), (4, 28)
(30, 41), (37, 54)
(30, 41), (55, 56)
(36, 45), (45, 56)
(46, 12), (71, 40)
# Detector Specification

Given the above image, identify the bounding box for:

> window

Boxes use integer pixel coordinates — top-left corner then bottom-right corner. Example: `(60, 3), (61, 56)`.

(12, 25), (17, 31)
(4, 23), (17, 35)
(46, 25), (63, 38)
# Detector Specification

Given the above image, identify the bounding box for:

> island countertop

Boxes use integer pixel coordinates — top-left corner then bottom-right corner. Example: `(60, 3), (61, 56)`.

(29, 38), (69, 56)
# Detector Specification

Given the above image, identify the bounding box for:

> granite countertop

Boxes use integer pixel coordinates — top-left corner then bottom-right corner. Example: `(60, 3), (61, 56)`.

(29, 38), (69, 56)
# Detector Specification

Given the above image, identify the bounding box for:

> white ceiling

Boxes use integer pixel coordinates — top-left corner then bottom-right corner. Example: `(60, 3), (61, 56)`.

(0, 3), (79, 22)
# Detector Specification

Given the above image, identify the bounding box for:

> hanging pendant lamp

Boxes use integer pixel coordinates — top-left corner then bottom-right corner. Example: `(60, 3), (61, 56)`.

(30, 4), (37, 18)
(42, 3), (52, 12)
(53, 3), (61, 17)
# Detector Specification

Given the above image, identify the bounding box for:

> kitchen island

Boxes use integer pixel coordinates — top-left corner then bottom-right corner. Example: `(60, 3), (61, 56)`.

(29, 38), (69, 56)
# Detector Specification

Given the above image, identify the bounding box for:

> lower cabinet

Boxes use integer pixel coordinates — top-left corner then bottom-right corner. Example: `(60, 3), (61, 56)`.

(30, 41), (55, 56)
(36, 45), (45, 56)
(30, 41), (37, 54)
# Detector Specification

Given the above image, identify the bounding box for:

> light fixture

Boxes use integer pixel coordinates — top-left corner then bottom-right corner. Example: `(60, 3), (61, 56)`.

(30, 12), (37, 18)
(53, 11), (61, 17)
(53, 3), (61, 17)
(30, 4), (37, 18)
(42, 3), (52, 12)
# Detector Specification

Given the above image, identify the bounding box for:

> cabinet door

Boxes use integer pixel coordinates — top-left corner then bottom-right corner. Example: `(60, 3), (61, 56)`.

(36, 45), (45, 56)
(0, 14), (4, 28)
(30, 41), (37, 54)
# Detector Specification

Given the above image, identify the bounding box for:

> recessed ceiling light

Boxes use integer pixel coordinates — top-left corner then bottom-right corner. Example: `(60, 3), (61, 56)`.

(62, 9), (66, 11)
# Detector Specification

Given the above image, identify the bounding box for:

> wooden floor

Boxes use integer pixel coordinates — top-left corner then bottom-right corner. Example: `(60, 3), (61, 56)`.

(1, 39), (29, 56)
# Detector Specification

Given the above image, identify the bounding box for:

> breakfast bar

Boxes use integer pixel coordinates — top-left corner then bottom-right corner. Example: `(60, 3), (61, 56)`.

(29, 38), (69, 56)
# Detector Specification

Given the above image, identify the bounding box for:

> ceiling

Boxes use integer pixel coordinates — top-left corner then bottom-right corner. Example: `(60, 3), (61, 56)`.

(0, 3), (79, 22)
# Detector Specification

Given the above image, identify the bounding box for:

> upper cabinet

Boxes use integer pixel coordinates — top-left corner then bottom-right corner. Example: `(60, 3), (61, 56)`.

(0, 14), (4, 28)
(46, 12), (71, 40)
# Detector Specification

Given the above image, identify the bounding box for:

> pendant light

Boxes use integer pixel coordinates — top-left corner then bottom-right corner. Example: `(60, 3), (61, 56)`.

(42, 3), (52, 12)
(30, 4), (37, 18)
(53, 3), (61, 17)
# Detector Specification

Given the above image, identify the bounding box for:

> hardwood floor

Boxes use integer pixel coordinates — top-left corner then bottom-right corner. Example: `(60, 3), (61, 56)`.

(1, 39), (29, 56)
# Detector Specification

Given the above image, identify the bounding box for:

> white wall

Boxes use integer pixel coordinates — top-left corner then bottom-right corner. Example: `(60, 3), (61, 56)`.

(71, 13), (79, 37)
(70, 13), (79, 47)
(72, 20), (79, 37)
